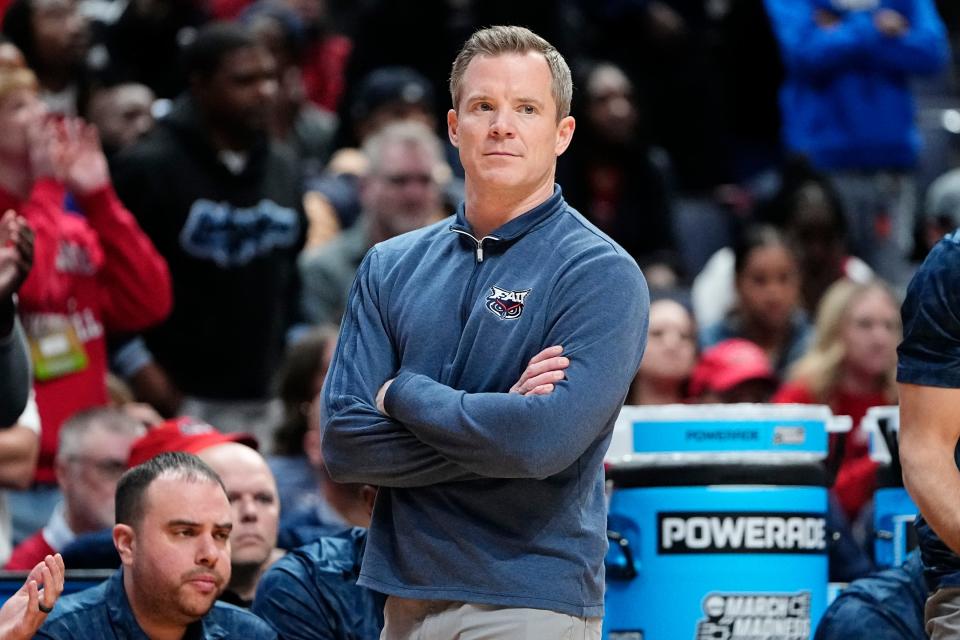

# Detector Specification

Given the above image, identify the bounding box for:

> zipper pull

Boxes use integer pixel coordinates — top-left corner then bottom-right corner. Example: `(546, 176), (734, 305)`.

(476, 243), (484, 263)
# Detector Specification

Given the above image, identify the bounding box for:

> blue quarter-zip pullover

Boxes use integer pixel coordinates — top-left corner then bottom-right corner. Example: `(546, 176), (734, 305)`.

(321, 186), (648, 617)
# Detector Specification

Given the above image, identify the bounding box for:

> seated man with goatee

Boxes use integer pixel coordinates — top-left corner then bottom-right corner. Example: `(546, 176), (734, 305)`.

(35, 451), (276, 639)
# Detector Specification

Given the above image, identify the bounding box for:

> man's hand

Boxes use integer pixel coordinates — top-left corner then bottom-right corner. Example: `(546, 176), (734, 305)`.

(510, 345), (569, 396)
(0, 210), (34, 301)
(0, 553), (65, 640)
(874, 8), (909, 37)
(376, 378), (395, 415)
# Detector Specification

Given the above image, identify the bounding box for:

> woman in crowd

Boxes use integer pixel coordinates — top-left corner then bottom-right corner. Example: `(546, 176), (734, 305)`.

(626, 296), (696, 406)
(700, 225), (811, 377)
(773, 279), (901, 522)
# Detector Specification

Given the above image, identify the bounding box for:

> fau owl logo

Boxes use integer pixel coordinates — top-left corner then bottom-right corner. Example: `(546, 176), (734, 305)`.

(486, 285), (531, 320)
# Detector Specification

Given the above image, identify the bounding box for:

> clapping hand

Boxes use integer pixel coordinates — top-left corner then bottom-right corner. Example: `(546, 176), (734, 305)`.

(874, 8), (909, 37)
(57, 118), (111, 196)
(0, 210), (34, 301)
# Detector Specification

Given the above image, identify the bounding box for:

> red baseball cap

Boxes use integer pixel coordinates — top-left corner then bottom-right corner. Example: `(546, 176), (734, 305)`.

(127, 416), (258, 469)
(689, 338), (776, 397)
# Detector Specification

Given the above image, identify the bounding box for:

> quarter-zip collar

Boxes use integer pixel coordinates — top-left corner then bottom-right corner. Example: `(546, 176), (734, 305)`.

(449, 185), (566, 262)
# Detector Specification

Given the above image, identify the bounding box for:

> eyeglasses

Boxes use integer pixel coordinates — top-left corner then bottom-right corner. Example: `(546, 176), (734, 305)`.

(381, 173), (434, 187)
(68, 457), (127, 478)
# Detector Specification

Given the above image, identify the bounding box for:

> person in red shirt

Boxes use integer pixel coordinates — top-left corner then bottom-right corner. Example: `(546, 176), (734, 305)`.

(0, 50), (171, 537)
(773, 279), (901, 521)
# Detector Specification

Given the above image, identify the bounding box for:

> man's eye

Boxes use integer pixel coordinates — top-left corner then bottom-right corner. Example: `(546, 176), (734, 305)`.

(521, 105), (536, 114)
(215, 531), (231, 541)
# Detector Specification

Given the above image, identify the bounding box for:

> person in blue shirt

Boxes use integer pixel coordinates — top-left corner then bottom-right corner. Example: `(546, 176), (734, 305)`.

(814, 552), (927, 640)
(254, 528), (384, 640)
(764, 0), (949, 287)
(36, 451), (276, 639)
(321, 24), (648, 638)
(898, 228), (960, 638)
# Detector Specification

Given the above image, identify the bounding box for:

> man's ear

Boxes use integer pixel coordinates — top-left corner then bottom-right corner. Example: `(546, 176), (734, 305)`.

(554, 115), (576, 157)
(113, 524), (135, 567)
(447, 109), (460, 148)
(54, 457), (69, 488)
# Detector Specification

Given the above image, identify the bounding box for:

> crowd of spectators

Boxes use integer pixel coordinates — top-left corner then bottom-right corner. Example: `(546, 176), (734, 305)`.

(0, 0), (957, 637)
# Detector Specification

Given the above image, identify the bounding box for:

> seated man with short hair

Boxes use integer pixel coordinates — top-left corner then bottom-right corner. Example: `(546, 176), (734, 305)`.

(35, 451), (276, 639)
(6, 407), (144, 569)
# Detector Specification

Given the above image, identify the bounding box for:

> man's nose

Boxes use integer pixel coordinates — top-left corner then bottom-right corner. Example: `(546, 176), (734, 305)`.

(259, 77), (279, 102)
(239, 496), (258, 522)
(195, 533), (221, 567)
(489, 109), (516, 138)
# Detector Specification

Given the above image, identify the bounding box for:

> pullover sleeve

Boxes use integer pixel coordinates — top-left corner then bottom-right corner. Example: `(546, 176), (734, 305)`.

(861, 0), (949, 76)
(0, 312), (30, 427)
(384, 249), (649, 479)
(764, 0), (873, 80)
(321, 249), (480, 487)
(74, 185), (172, 333)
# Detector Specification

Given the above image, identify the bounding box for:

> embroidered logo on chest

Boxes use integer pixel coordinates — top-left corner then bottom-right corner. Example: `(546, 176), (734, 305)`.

(485, 285), (531, 320)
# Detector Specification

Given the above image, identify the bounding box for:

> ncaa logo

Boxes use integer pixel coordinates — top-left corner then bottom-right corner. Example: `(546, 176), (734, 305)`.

(486, 285), (531, 320)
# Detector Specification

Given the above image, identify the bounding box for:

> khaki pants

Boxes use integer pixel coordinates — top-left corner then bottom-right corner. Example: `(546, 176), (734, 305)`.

(381, 596), (602, 640)
(926, 587), (960, 639)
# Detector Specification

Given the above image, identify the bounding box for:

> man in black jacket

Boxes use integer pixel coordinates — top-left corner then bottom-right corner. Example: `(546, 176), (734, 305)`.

(112, 23), (306, 442)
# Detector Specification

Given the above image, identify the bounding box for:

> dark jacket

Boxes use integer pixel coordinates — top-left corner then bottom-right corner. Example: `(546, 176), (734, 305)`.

(112, 96), (305, 400)
(814, 553), (927, 640)
(253, 528), (385, 640)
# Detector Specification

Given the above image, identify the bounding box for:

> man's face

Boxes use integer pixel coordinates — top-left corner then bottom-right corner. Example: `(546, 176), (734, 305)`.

(59, 426), (139, 532)
(198, 444), (279, 569)
(362, 141), (441, 238)
(586, 65), (637, 145)
(30, 0), (88, 70)
(196, 45), (278, 138)
(126, 476), (232, 624)
(447, 52), (574, 200)
(88, 84), (155, 153)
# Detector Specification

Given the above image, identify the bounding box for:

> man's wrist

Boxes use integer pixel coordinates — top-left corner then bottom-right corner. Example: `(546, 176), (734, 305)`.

(376, 378), (395, 416)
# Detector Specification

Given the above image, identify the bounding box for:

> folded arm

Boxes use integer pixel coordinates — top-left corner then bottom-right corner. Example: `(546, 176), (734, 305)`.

(321, 249), (480, 487)
(384, 250), (649, 479)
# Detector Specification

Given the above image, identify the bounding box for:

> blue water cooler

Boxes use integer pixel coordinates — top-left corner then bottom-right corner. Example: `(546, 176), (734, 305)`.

(603, 404), (843, 640)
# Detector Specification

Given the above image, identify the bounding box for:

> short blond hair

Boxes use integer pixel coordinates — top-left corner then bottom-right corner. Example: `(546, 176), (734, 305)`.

(449, 25), (573, 121)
